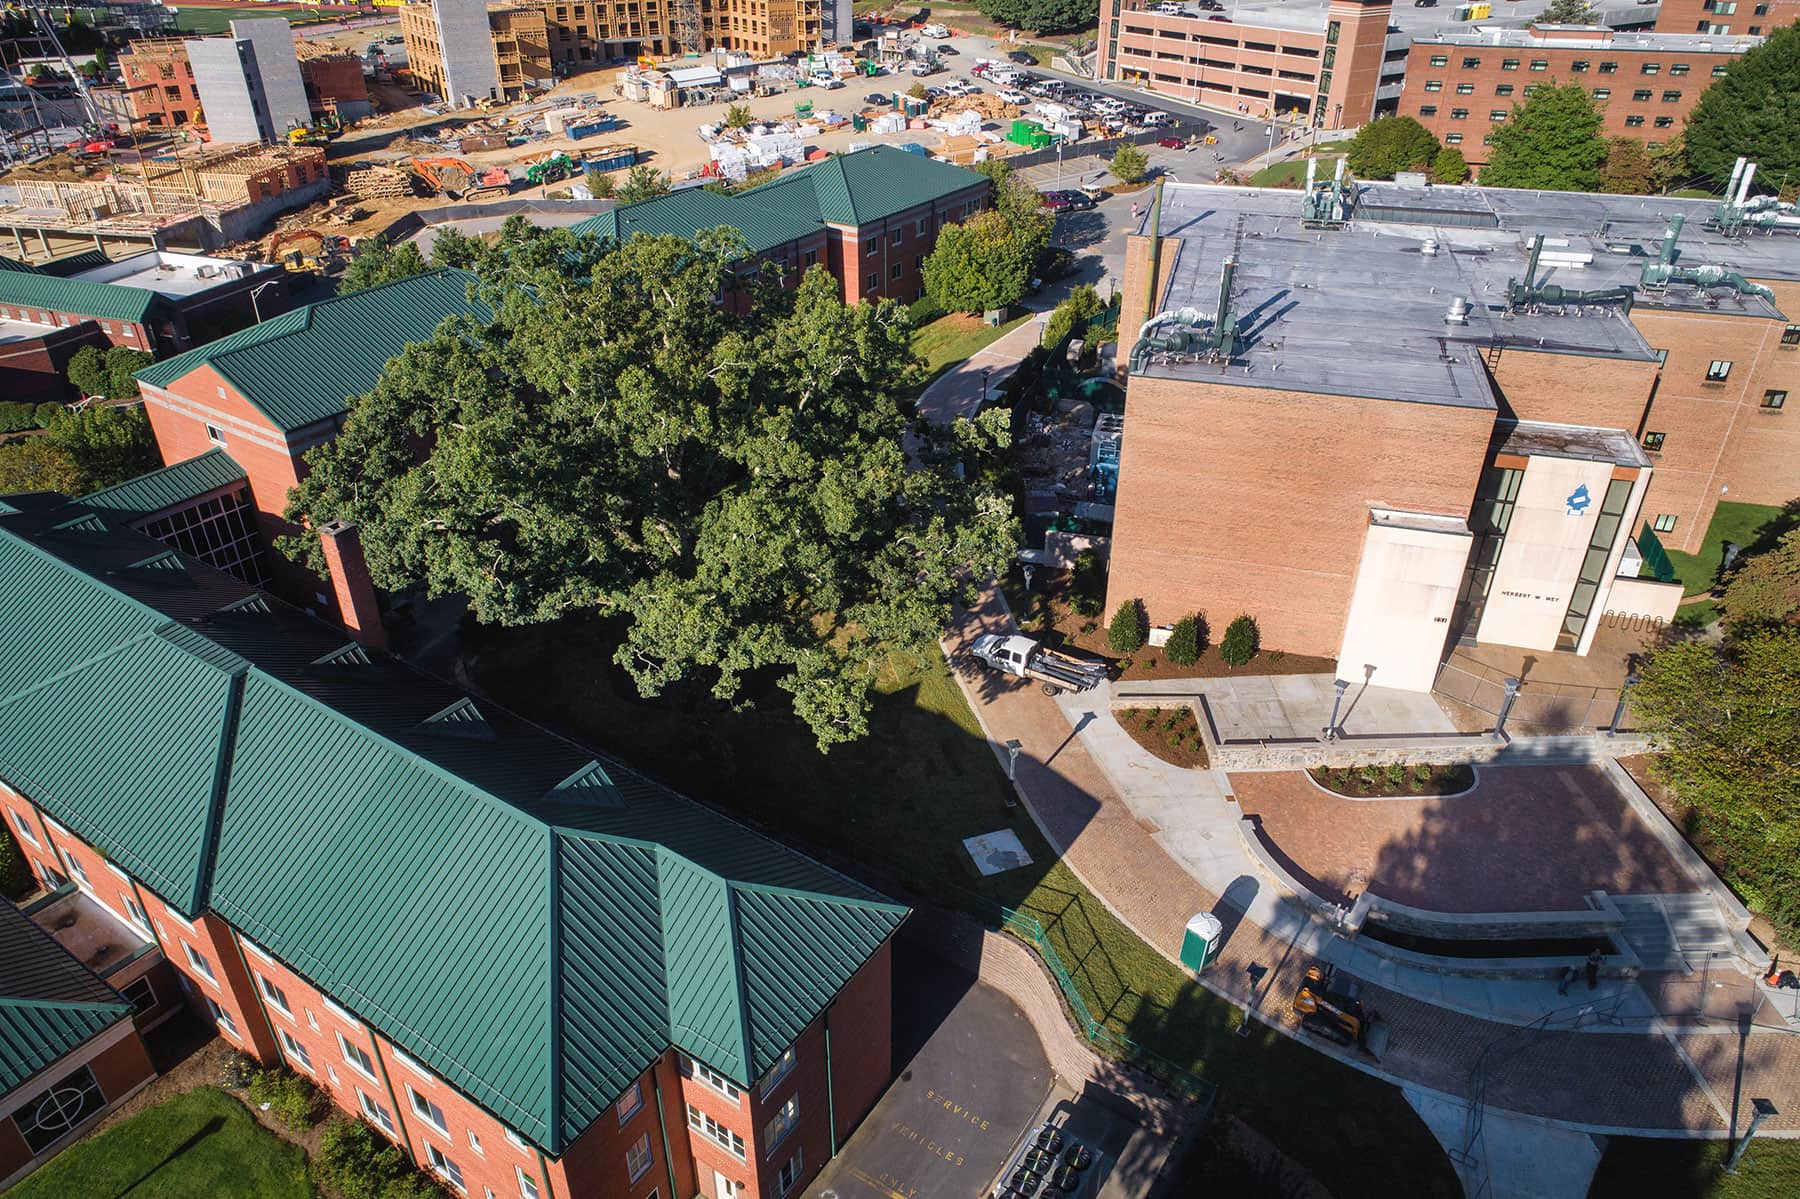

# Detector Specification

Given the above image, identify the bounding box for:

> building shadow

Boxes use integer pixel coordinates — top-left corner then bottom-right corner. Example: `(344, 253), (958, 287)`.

(1210, 875), (1259, 956)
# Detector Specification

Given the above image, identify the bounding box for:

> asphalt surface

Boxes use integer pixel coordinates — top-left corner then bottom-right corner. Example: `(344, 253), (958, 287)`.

(807, 936), (1053, 1199)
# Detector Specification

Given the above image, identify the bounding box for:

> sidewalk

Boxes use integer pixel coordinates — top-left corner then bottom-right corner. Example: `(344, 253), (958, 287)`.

(939, 582), (1800, 1143)
(916, 311), (1049, 426)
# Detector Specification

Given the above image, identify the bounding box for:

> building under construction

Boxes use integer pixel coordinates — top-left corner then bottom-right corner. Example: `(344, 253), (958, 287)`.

(0, 143), (329, 258)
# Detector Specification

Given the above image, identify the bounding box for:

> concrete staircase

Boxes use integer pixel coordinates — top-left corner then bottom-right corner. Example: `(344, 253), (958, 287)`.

(1611, 894), (1740, 973)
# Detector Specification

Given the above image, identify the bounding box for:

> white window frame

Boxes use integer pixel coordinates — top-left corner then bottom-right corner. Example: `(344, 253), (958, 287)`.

(609, 1078), (642, 1124)
(121, 893), (151, 935)
(425, 1142), (467, 1193)
(1706, 359), (1732, 381)
(164, 907), (197, 934)
(625, 1130), (653, 1183)
(467, 1128), (484, 1156)
(104, 859), (129, 882)
(10, 809), (37, 845)
(392, 1047), (435, 1082)
(60, 848), (90, 888)
(257, 973), (293, 1017)
(183, 942), (217, 985)
(758, 1048), (795, 1097)
(359, 1089), (397, 1135)
(763, 1094), (799, 1153)
(278, 1028), (314, 1074)
(682, 1055), (742, 1103)
(240, 937), (275, 964)
(517, 1166), (542, 1199)
(505, 1128), (533, 1153)
(206, 996), (238, 1038)
(322, 994), (362, 1027)
(686, 1104), (746, 1160)
(338, 1032), (378, 1081)
(407, 1083), (449, 1136)
(776, 1148), (804, 1197)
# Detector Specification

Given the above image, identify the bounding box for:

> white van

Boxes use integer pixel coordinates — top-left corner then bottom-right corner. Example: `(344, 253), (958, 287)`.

(921, 22), (950, 37)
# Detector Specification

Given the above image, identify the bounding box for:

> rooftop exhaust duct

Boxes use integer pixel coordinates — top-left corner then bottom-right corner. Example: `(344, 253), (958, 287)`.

(1641, 212), (1777, 300)
(1128, 258), (1239, 371)
(1507, 234), (1635, 311)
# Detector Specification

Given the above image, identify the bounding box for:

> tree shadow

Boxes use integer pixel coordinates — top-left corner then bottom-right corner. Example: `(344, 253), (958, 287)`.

(108, 1116), (225, 1199)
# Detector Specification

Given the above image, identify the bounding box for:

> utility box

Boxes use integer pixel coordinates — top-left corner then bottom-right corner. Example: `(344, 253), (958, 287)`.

(1008, 118), (1053, 148)
(1180, 912), (1224, 971)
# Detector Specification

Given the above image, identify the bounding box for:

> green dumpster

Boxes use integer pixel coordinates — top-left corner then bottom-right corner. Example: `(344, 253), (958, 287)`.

(1180, 912), (1224, 971)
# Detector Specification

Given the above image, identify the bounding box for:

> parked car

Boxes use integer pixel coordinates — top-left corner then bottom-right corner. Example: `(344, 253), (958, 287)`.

(938, 44), (959, 54)
(1047, 189), (1096, 210)
(866, 92), (891, 105)
(1157, 135), (1184, 148)
(1008, 50), (1036, 64)
(925, 86), (948, 99)
(998, 89), (1030, 104)
(815, 76), (845, 89)
(1143, 110), (1174, 126)
(1040, 192), (1072, 212)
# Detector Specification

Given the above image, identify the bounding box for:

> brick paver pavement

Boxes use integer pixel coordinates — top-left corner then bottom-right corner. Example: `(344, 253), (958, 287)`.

(1231, 767), (1694, 912)
(942, 583), (1800, 1136)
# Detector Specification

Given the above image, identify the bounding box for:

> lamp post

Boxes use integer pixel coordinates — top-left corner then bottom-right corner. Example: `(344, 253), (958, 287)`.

(248, 278), (280, 324)
(981, 366), (992, 406)
(1607, 672), (1639, 735)
(1724, 1098), (1778, 1174)
(1322, 677), (1348, 742)
(1495, 676), (1522, 739)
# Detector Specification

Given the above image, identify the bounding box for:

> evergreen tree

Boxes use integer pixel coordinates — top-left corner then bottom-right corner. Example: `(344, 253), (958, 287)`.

(1480, 83), (1607, 192)
(1345, 116), (1442, 180)
(1218, 615), (1258, 666)
(1684, 24), (1800, 188)
(1430, 146), (1469, 184)
(1107, 599), (1146, 653)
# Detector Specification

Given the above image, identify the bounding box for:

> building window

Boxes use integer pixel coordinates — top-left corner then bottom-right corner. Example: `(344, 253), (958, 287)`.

(121, 976), (156, 1015)
(759, 1047), (796, 1097)
(1500, 57), (1519, 70)
(889, 228), (903, 247)
(1712, 63), (1729, 76)
(1592, 87), (1611, 98)
(1494, 84), (1514, 95)
(14, 1065), (105, 1154)
(338, 1033), (377, 1080)
(407, 1085), (448, 1135)
(890, 263), (903, 281)
(1762, 389), (1787, 409)
(1445, 132), (1464, 144)
(1558, 477), (1635, 651)
(206, 997), (238, 1037)
(1653, 513), (1677, 533)
(1529, 59), (1548, 71)
(1784, 324), (1800, 345)
(467, 1129), (484, 1156)
(1661, 90), (1682, 102)
(425, 1143), (466, 1193)
(776, 1149), (804, 1197)
(1429, 54), (1448, 67)
(183, 943), (216, 984)
(865, 273), (878, 292)
(1632, 88), (1653, 100)
(1419, 105), (1438, 116)
(359, 1090), (397, 1135)
(60, 849), (89, 888)
(1423, 79), (1443, 92)
(618, 1080), (643, 1124)
(1490, 110), (1508, 122)
(1569, 60), (1589, 72)
(1642, 431), (1666, 451)
(120, 892), (151, 934)
(763, 1095), (800, 1151)
(626, 1131), (654, 1182)
(505, 1128), (533, 1153)
(682, 1055), (742, 1102)
(1462, 56), (1481, 68)
(915, 218), (927, 237)
(686, 1104), (746, 1159)
(278, 1028), (314, 1073)
(1669, 62), (1690, 75)
(257, 974), (292, 1017)
(1455, 81), (1474, 94)
(1450, 108), (1469, 120)
(10, 809), (37, 845)
(322, 995), (361, 1027)
(802, 250), (818, 268)
(1599, 60), (1618, 73)
(392, 1048), (435, 1082)
(205, 424), (226, 445)
(517, 1166), (543, 1199)
(1624, 115), (1645, 126)
(863, 239), (879, 258)
(1706, 360), (1732, 381)
(1639, 61), (1661, 74)
(1654, 115), (1674, 127)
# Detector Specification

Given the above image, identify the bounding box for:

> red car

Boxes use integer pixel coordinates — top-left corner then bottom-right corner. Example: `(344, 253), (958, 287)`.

(1157, 136), (1184, 149)
(1040, 192), (1072, 212)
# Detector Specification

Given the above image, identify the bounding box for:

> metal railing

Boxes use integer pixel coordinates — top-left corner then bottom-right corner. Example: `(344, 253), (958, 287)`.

(1431, 653), (1638, 735)
(999, 905), (1218, 1110)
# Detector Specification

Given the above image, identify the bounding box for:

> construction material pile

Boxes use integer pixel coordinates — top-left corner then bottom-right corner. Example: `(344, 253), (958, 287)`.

(342, 164), (412, 200)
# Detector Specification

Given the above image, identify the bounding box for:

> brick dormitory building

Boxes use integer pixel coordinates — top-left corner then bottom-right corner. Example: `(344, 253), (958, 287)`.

(0, 486), (905, 1193)
(1107, 168), (1799, 691)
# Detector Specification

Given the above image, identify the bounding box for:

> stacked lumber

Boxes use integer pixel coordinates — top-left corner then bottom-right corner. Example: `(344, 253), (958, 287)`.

(344, 165), (411, 199)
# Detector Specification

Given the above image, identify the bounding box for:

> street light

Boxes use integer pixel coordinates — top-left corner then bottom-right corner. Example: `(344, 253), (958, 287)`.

(248, 278), (281, 324)
(981, 366), (992, 406)
(1322, 677), (1349, 742)
(1724, 1098), (1778, 1174)
(1607, 671), (1639, 735)
(1004, 738), (1022, 781)
(1495, 676), (1522, 739)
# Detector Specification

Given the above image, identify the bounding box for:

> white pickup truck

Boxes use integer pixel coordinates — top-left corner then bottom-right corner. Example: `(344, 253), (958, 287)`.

(970, 634), (1108, 695)
(920, 22), (951, 37)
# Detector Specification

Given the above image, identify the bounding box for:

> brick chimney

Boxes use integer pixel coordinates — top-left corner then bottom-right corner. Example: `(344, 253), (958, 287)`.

(317, 519), (387, 651)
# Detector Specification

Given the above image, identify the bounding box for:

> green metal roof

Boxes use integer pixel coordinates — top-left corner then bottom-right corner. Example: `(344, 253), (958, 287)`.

(0, 901), (133, 1093)
(572, 146), (987, 250)
(80, 449), (247, 517)
(0, 269), (159, 324)
(134, 271), (491, 434)
(0, 498), (907, 1152)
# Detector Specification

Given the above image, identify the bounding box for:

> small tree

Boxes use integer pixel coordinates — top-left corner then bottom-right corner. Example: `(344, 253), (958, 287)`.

(339, 237), (429, 294)
(1539, 0), (1598, 21)
(1107, 598), (1147, 653)
(1345, 116), (1441, 180)
(0, 438), (83, 494)
(724, 103), (754, 129)
(1110, 143), (1149, 185)
(45, 404), (159, 492)
(1165, 614), (1201, 666)
(1480, 83), (1607, 192)
(1721, 526), (1800, 631)
(65, 345), (109, 399)
(1684, 23), (1800, 186)
(907, 81), (927, 100)
(1042, 283), (1102, 349)
(584, 166), (615, 198)
(1598, 137), (1654, 195)
(616, 164), (671, 204)
(922, 210), (1038, 314)
(1430, 146), (1469, 184)
(104, 346), (151, 399)
(1219, 614), (1258, 666)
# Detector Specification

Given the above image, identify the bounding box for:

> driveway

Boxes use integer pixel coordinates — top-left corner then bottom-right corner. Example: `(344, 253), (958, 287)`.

(808, 936), (1052, 1199)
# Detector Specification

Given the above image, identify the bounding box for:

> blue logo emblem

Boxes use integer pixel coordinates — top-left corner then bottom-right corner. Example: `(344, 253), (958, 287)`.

(1565, 484), (1591, 516)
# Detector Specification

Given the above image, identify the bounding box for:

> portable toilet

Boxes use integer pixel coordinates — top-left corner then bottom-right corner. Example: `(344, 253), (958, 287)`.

(852, 112), (867, 132)
(1179, 912), (1224, 971)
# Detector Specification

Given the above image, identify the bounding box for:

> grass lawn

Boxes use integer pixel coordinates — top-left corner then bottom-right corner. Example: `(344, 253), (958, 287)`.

(1661, 501), (1793, 598)
(171, 5), (327, 34)
(10, 1087), (314, 1199)
(912, 310), (1035, 388)
(1249, 155), (1342, 188)
(1016, 43), (1068, 66)
(1590, 1136), (1800, 1199)
(467, 621), (1460, 1198)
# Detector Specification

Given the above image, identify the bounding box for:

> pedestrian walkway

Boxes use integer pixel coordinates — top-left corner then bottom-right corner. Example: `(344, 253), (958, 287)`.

(916, 311), (1049, 426)
(938, 582), (1800, 1146)
(1111, 673), (1456, 742)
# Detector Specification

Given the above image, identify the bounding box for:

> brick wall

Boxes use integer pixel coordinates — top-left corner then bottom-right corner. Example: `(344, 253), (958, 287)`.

(0, 1019), (155, 1189)
(1654, 0), (1800, 35)
(824, 938), (893, 1149)
(1105, 374), (1494, 657)
(1489, 346), (1659, 431)
(552, 1053), (692, 1199)
(833, 184), (988, 306)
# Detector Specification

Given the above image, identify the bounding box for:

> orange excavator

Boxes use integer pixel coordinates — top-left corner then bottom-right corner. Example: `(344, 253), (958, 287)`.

(406, 157), (512, 202)
(266, 228), (350, 274)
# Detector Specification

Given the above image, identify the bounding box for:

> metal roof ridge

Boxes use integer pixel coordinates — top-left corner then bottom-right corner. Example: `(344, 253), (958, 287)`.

(545, 833), (567, 1148)
(726, 878), (909, 915)
(722, 884), (755, 1087)
(0, 994), (132, 1017)
(79, 447), (244, 510)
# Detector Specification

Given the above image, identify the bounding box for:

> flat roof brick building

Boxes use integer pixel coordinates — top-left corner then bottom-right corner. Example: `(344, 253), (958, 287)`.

(1107, 173), (1799, 690)
(0, 490), (905, 1196)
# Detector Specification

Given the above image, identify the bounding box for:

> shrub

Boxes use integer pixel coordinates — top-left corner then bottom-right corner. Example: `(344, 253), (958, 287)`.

(314, 1116), (421, 1199)
(1219, 614), (1258, 666)
(0, 402), (44, 432)
(584, 167), (615, 198)
(1107, 598), (1146, 653)
(1165, 614), (1200, 666)
(249, 1068), (322, 1131)
(1111, 143), (1149, 185)
(0, 820), (31, 898)
(1070, 591), (1102, 618)
(34, 402), (62, 428)
(217, 1049), (258, 1090)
